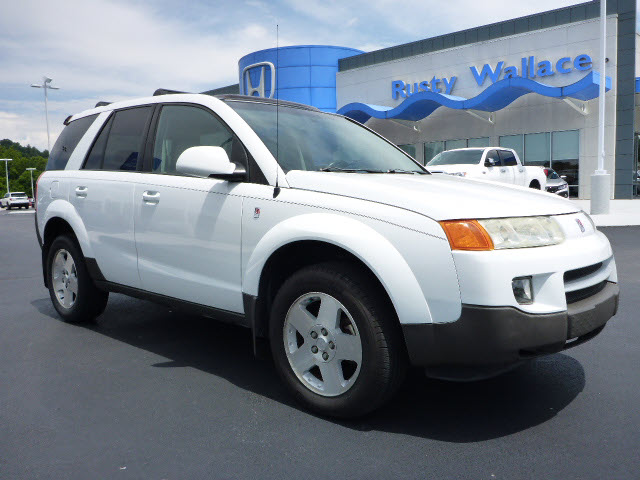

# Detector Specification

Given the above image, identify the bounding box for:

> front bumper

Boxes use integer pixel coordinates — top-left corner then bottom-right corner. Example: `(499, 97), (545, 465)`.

(402, 281), (619, 368)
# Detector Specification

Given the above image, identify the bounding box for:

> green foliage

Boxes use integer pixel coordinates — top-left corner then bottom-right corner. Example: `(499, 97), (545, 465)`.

(0, 139), (48, 197)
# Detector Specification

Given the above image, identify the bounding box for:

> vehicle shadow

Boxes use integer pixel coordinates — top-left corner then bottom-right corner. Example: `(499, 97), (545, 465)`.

(31, 294), (585, 443)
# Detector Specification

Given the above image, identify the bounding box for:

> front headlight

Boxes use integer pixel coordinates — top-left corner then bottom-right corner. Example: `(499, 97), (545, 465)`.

(477, 216), (564, 249)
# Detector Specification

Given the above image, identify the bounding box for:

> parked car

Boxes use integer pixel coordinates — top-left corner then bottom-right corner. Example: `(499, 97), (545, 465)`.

(427, 147), (547, 190)
(35, 93), (618, 417)
(1, 192), (30, 209)
(544, 168), (569, 197)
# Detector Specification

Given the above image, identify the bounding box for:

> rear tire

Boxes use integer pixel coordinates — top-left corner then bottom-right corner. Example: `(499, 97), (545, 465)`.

(529, 180), (541, 189)
(269, 262), (406, 418)
(47, 235), (109, 323)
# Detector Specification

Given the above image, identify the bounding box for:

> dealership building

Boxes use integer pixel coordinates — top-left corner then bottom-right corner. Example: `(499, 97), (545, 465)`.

(208, 0), (638, 199)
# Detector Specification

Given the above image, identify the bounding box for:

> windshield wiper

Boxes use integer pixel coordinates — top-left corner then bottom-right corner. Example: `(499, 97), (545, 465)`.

(385, 169), (426, 174)
(319, 167), (385, 173)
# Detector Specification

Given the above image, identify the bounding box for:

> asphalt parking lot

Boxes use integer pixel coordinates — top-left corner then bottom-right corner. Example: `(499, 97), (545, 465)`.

(0, 209), (638, 479)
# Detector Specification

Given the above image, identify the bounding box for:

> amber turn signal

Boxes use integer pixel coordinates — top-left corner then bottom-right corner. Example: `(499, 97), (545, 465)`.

(439, 220), (494, 251)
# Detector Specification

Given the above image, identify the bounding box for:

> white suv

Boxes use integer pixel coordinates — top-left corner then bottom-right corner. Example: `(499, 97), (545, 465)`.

(2, 191), (30, 209)
(35, 93), (619, 417)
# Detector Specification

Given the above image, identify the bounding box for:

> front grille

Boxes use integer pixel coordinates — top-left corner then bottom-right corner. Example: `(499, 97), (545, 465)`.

(566, 280), (607, 304)
(564, 262), (603, 283)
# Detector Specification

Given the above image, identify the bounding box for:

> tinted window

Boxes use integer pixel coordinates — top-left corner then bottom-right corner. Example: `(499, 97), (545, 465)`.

(96, 107), (152, 171)
(152, 105), (234, 174)
(84, 115), (113, 170)
(499, 150), (517, 166)
(485, 150), (501, 166)
(46, 114), (98, 170)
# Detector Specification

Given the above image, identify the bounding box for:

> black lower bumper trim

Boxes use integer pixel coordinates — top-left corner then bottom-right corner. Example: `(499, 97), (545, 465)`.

(403, 282), (619, 368)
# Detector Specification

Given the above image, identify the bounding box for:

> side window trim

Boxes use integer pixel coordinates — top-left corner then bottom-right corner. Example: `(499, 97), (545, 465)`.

(142, 104), (162, 172)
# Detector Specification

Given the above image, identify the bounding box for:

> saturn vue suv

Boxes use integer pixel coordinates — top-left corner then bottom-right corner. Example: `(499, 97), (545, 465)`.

(35, 92), (619, 417)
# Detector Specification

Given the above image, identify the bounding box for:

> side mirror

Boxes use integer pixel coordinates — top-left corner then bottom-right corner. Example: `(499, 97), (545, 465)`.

(484, 158), (498, 167)
(176, 146), (246, 181)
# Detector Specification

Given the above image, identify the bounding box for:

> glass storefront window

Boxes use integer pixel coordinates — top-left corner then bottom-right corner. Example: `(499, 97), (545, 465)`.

(499, 135), (524, 161)
(524, 132), (550, 166)
(424, 141), (444, 164)
(552, 130), (579, 160)
(468, 137), (490, 148)
(551, 130), (579, 197)
(445, 139), (467, 150)
(398, 144), (416, 158)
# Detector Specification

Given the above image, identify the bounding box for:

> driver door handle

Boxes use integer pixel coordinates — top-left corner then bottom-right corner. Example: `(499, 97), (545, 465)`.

(500, 168), (506, 173)
(142, 190), (160, 204)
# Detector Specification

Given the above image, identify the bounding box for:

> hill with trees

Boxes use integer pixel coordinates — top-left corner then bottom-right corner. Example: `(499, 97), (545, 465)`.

(0, 140), (48, 198)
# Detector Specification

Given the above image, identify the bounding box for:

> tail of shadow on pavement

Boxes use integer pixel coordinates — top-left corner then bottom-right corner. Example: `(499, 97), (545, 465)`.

(31, 294), (585, 442)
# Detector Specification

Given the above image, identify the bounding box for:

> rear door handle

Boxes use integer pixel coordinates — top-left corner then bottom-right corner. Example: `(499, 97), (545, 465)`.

(500, 168), (506, 173)
(142, 190), (160, 204)
(75, 186), (88, 198)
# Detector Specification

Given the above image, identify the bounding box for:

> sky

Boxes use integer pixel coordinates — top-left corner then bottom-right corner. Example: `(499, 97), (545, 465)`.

(0, 0), (609, 151)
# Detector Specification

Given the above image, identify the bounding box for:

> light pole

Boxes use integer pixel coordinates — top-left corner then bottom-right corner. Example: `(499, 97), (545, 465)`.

(26, 168), (36, 199)
(591, 0), (610, 214)
(1, 158), (12, 194)
(31, 76), (60, 152)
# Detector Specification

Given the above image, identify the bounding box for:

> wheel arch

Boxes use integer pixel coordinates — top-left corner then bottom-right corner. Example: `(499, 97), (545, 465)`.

(243, 213), (432, 346)
(41, 204), (93, 287)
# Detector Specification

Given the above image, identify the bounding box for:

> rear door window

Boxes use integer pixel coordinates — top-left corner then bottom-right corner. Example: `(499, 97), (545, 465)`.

(486, 149), (502, 166)
(499, 150), (518, 166)
(84, 107), (153, 171)
(46, 114), (98, 170)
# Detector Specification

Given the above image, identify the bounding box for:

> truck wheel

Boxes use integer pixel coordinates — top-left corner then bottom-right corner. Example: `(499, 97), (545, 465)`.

(269, 262), (406, 418)
(47, 235), (109, 323)
(529, 180), (541, 189)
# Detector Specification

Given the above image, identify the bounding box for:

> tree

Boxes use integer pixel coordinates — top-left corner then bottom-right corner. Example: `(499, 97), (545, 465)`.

(0, 140), (48, 197)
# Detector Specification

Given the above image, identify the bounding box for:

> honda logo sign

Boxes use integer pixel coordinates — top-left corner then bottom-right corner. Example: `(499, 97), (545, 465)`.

(241, 62), (276, 99)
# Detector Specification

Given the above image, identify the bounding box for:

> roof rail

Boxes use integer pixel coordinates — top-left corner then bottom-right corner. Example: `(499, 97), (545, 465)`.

(153, 88), (188, 96)
(95, 101), (111, 108)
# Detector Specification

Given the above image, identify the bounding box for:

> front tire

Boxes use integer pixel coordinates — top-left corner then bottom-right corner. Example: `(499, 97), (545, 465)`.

(47, 235), (109, 323)
(269, 262), (406, 418)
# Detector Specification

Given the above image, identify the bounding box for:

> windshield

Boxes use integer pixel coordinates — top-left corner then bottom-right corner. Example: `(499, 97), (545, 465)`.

(11, 192), (27, 197)
(427, 149), (484, 166)
(545, 169), (560, 179)
(225, 101), (426, 174)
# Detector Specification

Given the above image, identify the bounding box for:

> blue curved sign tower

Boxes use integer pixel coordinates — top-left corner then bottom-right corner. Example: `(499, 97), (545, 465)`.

(238, 45), (363, 113)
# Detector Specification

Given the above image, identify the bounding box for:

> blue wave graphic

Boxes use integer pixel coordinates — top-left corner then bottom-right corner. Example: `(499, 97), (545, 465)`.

(338, 72), (611, 123)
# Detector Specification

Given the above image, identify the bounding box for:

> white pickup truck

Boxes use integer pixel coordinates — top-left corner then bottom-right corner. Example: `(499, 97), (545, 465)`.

(427, 147), (547, 190)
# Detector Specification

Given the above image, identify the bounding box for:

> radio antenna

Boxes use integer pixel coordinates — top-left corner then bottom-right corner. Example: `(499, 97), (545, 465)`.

(273, 23), (281, 198)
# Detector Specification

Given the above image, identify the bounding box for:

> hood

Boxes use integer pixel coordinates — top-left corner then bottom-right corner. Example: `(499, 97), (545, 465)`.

(546, 177), (568, 187)
(285, 171), (579, 221)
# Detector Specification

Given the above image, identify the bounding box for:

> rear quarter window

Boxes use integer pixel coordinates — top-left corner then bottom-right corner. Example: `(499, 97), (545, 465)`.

(46, 114), (99, 170)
